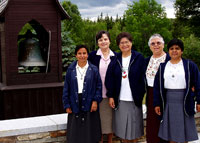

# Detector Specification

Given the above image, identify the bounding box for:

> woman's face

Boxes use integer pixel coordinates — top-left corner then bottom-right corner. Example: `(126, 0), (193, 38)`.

(169, 45), (183, 60)
(150, 37), (164, 56)
(76, 48), (88, 63)
(119, 37), (132, 53)
(98, 34), (110, 50)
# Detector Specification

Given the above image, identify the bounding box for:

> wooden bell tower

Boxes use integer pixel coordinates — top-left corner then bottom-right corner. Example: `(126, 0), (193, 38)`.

(0, 0), (70, 119)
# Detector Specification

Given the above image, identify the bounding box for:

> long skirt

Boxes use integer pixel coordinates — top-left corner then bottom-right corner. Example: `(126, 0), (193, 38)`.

(146, 87), (164, 143)
(113, 100), (144, 140)
(158, 89), (198, 142)
(99, 98), (113, 134)
(67, 93), (101, 143)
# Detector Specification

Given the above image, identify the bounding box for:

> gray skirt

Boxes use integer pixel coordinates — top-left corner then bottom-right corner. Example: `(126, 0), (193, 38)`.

(113, 100), (144, 140)
(158, 89), (198, 142)
(99, 98), (113, 134)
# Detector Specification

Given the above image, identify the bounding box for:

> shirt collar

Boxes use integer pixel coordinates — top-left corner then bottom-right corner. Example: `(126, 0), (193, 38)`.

(96, 49), (115, 57)
(76, 61), (89, 69)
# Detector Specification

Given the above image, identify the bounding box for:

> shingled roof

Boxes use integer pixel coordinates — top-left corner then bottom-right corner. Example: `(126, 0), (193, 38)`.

(0, 0), (70, 19)
(0, 0), (8, 15)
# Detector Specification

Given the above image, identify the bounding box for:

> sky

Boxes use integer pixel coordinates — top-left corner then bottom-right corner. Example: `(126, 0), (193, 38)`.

(59, 0), (176, 21)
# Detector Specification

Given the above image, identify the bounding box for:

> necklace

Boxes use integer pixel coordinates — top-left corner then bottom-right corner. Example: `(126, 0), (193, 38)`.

(77, 67), (87, 80)
(122, 56), (131, 79)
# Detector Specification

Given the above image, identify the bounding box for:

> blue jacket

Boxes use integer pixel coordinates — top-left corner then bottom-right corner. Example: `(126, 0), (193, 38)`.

(88, 50), (117, 69)
(105, 50), (146, 108)
(153, 58), (200, 117)
(62, 61), (102, 113)
(144, 53), (170, 106)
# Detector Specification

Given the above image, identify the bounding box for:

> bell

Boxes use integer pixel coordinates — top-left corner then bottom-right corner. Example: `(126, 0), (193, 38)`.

(19, 38), (46, 67)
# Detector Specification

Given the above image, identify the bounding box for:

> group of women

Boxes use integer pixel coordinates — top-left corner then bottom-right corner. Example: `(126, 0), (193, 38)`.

(62, 31), (200, 143)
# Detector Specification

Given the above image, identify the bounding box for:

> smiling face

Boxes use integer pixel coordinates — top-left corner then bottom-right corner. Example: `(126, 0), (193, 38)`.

(76, 48), (88, 64)
(150, 37), (164, 57)
(119, 37), (132, 54)
(97, 34), (110, 50)
(168, 45), (183, 60)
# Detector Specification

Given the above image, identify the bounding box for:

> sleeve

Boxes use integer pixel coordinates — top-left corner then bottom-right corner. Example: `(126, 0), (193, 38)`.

(139, 55), (146, 98)
(92, 69), (102, 103)
(105, 59), (115, 98)
(153, 66), (162, 107)
(62, 70), (71, 110)
(191, 61), (200, 104)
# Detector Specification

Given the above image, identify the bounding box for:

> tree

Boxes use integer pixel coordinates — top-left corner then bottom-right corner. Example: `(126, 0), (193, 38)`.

(182, 35), (200, 68)
(171, 18), (192, 38)
(175, 0), (200, 37)
(82, 20), (107, 52)
(61, 29), (76, 79)
(124, 0), (172, 57)
(61, 1), (84, 44)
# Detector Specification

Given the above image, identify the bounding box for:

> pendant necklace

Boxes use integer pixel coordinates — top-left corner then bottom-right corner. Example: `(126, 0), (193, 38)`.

(77, 67), (87, 80)
(122, 56), (130, 79)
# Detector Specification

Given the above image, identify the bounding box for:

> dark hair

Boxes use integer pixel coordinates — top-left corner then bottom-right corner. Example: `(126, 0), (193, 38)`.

(116, 32), (133, 46)
(167, 38), (184, 51)
(75, 45), (89, 55)
(96, 30), (111, 44)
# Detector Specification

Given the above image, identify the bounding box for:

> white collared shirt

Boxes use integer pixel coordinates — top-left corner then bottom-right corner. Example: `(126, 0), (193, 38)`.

(76, 61), (89, 93)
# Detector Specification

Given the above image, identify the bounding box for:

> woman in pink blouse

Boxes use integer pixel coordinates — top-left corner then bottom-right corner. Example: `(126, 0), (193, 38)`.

(88, 31), (116, 143)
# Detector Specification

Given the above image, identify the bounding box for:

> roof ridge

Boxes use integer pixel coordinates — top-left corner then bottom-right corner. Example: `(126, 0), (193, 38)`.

(0, 0), (8, 15)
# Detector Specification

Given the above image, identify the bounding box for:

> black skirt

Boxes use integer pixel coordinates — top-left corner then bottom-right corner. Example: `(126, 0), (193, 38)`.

(66, 94), (102, 143)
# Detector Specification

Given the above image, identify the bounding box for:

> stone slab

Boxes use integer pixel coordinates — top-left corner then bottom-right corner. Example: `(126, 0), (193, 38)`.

(0, 114), (68, 138)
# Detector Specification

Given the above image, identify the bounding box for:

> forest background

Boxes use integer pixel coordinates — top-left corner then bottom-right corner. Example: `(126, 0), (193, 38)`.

(60, 0), (200, 76)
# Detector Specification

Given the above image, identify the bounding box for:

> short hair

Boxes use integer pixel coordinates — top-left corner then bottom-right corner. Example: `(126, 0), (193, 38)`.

(116, 32), (133, 46)
(167, 38), (184, 51)
(148, 34), (164, 47)
(96, 30), (111, 44)
(75, 45), (89, 55)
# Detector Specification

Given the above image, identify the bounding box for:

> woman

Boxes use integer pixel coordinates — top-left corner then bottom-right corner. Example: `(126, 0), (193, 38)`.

(105, 32), (145, 143)
(154, 38), (200, 143)
(145, 34), (170, 143)
(62, 45), (102, 143)
(88, 30), (115, 143)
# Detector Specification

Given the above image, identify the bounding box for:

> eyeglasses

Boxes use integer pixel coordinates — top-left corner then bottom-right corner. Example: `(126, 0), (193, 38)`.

(120, 41), (130, 45)
(151, 41), (162, 46)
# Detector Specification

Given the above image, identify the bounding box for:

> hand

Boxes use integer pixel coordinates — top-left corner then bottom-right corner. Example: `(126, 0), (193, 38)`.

(196, 104), (200, 112)
(109, 98), (115, 109)
(66, 108), (72, 114)
(90, 101), (98, 112)
(155, 106), (161, 115)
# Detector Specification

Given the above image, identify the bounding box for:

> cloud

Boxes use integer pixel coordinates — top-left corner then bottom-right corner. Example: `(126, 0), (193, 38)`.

(161, 0), (176, 18)
(59, 0), (175, 20)
(79, 0), (131, 20)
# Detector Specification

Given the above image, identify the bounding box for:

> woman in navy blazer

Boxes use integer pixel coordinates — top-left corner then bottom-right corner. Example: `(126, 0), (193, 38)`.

(105, 32), (145, 143)
(153, 39), (200, 143)
(63, 45), (102, 143)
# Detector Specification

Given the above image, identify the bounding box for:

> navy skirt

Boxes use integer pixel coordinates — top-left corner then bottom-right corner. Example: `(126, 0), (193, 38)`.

(158, 89), (198, 142)
(66, 94), (101, 143)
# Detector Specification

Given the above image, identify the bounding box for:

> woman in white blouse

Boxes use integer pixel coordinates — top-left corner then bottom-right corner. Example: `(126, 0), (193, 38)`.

(154, 38), (200, 143)
(145, 34), (170, 143)
(63, 45), (102, 143)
